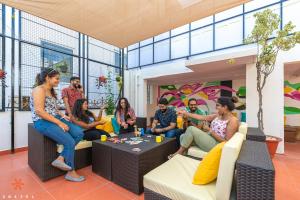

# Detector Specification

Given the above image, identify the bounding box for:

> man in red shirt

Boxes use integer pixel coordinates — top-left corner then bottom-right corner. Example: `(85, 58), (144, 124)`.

(62, 76), (85, 117)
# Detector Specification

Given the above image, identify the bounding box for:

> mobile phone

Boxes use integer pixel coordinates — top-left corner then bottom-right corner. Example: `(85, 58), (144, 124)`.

(77, 84), (81, 89)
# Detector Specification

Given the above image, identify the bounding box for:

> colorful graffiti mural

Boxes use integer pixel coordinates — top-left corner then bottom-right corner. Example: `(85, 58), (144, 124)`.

(159, 81), (246, 112)
(284, 81), (300, 115)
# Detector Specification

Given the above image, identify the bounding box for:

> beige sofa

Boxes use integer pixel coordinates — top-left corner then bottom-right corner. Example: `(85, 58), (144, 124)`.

(186, 122), (248, 159)
(143, 131), (245, 200)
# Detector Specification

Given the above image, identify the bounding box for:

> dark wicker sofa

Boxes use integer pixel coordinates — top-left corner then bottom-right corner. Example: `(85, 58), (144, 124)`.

(28, 123), (92, 181)
(28, 117), (147, 181)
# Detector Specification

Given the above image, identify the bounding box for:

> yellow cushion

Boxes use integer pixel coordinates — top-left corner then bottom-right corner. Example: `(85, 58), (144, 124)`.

(192, 142), (225, 185)
(177, 116), (184, 129)
(96, 116), (114, 134)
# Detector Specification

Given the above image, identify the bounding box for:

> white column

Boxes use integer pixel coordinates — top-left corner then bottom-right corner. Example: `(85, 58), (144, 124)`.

(246, 61), (284, 153)
(246, 63), (259, 128)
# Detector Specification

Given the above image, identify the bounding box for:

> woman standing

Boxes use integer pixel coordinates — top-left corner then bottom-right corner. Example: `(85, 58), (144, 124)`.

(170, 97), (239, 158)
(71, 98), (110, 140)
(30, 68), (85, 182)
(115, 97), (136, 134)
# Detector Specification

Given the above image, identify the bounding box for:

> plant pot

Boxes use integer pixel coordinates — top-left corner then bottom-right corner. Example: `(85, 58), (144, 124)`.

(265, 135), (282, 159)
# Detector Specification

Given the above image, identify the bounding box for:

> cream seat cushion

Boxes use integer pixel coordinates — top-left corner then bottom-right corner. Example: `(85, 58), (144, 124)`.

(187, 123), (248, 158)
(143, 154), (216, 200)
(57, 140), (92, 153)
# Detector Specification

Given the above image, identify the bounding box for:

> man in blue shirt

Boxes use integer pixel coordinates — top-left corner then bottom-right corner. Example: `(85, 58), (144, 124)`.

(147, 98), (181, 139)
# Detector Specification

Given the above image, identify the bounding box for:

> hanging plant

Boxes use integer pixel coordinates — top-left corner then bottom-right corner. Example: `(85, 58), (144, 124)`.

(0, 69), (7, 87)
(96, 75), (107, 89)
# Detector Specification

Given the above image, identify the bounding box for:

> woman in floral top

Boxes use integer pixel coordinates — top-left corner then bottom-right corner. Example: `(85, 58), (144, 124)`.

(115, 97), (136, 134)
(169, 97), (239, 159)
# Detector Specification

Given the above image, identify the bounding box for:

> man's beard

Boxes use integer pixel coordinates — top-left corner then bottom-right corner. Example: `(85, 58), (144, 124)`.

(73, 83), (79, 88)
(161, 109), (167, 113)
(190, 108), (196, 113)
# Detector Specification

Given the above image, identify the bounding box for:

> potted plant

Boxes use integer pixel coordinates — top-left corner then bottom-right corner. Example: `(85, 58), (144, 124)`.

(246, 9), (300, 157)
(104, 71), (116, 116)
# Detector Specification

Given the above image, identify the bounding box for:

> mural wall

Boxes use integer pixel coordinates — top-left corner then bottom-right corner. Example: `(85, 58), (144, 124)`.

(284, 76), (300, 126)
(158, 79), (246, 116)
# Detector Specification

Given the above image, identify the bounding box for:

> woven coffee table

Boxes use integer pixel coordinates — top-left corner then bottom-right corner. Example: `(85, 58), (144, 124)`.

(92, 133), (177, 194)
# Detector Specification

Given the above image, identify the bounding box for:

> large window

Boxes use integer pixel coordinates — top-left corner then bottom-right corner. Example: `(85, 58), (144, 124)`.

(171, 34), (189, 59)
(154, 40), (170, 62)
(191, 26), (213, 54)
(128, 49), (139, 68)
(1, 6), (121, 111)
(140, 45), (153, 66)
(283, 0), (300, 32)
(127, 0), (286, 68)
(215, 16), (243, 49)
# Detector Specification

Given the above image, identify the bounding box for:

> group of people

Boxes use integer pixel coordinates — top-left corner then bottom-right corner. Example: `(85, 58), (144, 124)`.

(30, 68), (137, 182)
(30, 67), (240, 183)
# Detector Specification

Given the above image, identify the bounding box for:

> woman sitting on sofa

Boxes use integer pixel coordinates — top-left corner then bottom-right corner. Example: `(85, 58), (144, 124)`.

(170, 97), (239, 158)
(30, 68), (85, 182)
(115, 97), (136, 134)
(71, 99), (110, 140)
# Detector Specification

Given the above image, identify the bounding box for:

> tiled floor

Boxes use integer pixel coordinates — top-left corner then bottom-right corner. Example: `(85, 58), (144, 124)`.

(0, 142), (299, 200)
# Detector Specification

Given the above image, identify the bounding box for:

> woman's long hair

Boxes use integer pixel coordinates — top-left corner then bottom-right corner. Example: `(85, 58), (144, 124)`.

(115, 97), (131, 116)
(72, 99), (94, 123)
(34, 68), (59, 99)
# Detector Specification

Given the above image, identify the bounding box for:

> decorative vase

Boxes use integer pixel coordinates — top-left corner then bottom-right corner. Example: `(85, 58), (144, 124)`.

(265, 135), (282, 159)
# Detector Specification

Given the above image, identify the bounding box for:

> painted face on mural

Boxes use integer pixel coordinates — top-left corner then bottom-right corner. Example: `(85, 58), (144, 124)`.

(188, 100), (197, 112)
(159, 104), (167, 113)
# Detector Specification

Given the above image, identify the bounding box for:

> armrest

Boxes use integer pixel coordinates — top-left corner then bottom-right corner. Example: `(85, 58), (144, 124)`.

(236, 140), (274, 200)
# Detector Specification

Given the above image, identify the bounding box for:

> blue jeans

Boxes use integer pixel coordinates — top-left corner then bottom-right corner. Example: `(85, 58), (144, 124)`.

(33, 116), (84, 169)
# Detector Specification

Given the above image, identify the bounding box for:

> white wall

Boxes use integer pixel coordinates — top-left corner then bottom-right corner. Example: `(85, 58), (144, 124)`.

(0, 111), (32, 151)
(0, 112), (11, 151)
